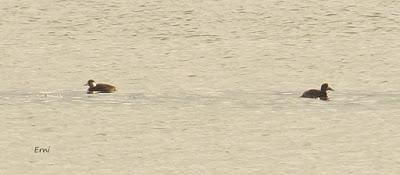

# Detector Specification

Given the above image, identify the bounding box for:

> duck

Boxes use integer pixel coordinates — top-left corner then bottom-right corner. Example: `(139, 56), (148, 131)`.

(85, 79), (117, 93)
(301, 83), (333, 100)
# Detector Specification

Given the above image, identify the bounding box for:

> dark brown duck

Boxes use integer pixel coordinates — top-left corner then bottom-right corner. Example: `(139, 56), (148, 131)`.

(85, 79), (117, 93)
(301, 83), (333, 100)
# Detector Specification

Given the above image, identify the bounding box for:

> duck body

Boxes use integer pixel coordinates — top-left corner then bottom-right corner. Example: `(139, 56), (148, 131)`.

(85, 80), (116, 93)
(301, 83), (333, 100)
(301, 89), (324, 98)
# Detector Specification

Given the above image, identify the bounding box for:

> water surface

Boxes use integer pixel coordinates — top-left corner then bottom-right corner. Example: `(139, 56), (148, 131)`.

(1, 0), (399, 174)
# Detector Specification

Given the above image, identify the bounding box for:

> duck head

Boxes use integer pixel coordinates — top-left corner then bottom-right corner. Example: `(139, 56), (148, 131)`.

(321, 83), (334, 91)
(85, 79), (96, 88)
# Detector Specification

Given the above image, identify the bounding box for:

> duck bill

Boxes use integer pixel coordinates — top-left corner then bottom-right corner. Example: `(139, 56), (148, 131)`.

(84, 83), (88, 86)
(327, 87), (334, 91)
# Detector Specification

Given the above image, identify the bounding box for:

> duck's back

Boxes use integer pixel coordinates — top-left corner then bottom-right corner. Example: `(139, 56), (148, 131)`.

(301, 89), (321, 98)
(91, 83), (117, 93)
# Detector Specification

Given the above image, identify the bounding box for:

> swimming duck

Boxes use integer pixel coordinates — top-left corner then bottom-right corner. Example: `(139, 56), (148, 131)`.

(85, 79), (117, 93)
(301, 83), (333, 100)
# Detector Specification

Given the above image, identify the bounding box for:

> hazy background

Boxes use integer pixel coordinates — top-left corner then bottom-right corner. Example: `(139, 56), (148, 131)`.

(1, 0), (400, 174)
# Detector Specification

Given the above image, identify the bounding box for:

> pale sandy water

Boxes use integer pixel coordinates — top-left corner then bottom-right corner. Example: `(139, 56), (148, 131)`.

(1, 0), (400, 174)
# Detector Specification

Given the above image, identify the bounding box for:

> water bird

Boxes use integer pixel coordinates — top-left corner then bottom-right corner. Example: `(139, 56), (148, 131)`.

(85, 79), (117, 93)
(301, 83), (333, 100)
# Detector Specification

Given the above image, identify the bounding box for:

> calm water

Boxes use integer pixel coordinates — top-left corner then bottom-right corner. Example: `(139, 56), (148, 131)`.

(1, 0), (400, 174)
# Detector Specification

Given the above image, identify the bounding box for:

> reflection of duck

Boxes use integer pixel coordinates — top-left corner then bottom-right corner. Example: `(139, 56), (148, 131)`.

(301, 83), (333, 100)
(85, 79), (117, 93)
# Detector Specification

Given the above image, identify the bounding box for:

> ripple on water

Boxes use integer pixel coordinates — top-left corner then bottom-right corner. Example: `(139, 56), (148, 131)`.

(0, 90), (144, 106)
(1, 90), (399, 113)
